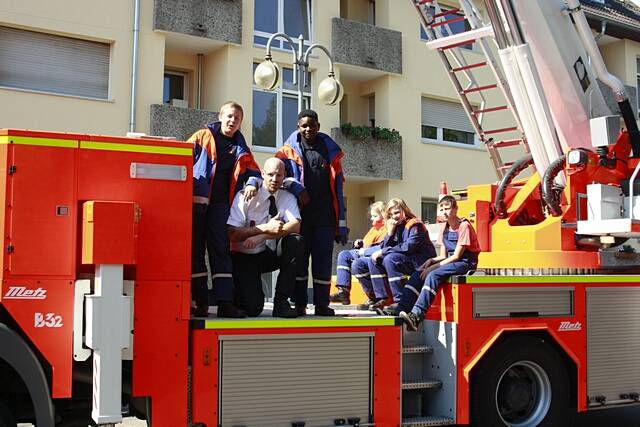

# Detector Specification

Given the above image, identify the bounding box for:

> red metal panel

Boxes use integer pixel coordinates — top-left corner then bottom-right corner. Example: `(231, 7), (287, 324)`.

(373, 326), (402, 426)
(77, 148), (191, 281)
(1, 278), (74, 397)
(7, 144), (76, 276)
(81, 201), (138, 265)
(191, 330), (219, 427)
(131, 280), (189, 427)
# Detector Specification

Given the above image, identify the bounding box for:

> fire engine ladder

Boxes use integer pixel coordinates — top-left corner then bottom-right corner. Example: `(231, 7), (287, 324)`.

(411, 0), (530, 180)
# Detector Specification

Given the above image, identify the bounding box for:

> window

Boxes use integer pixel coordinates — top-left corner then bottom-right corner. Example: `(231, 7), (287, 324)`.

(368, 95), (375, 127)
(420, 7), (473, 50)
(421, 97), (477, 146)
(636, 57), (639, 116)
(252, 64), (311, 149)
(368, 0), (376, 25)
(0, 26), (110, 99)
(254, 0), (312, 49)
(421, 198), (438, 224)
(163, 71), (188, 105)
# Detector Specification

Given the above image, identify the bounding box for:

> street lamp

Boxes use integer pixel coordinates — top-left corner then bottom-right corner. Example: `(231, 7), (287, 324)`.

(254, 33), (344, 112)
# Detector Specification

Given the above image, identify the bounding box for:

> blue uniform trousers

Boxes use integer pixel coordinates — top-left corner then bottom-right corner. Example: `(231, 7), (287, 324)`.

(352, 257), (374, 299)
(409, 260), (474, 315)
(367, 253), (416, 302)
(336, 246), (378, 290)
(294, 224), (335, 307)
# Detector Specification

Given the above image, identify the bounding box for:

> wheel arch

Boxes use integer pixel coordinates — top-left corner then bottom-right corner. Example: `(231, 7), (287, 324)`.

(0, 322), (55, 427)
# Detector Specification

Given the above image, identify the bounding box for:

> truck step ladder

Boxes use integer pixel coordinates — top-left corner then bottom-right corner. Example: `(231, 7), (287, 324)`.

(401, 416), (456, 426)
(411, 0), (530, 179)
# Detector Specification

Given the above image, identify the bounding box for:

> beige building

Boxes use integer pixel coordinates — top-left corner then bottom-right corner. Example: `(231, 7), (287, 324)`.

(0, 0), (639, 237)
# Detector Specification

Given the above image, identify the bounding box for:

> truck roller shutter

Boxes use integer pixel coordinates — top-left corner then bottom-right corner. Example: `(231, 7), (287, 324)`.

(0, 26), (110, 99)
(587, 287), (640, 406)
(219, 333), (372, 427)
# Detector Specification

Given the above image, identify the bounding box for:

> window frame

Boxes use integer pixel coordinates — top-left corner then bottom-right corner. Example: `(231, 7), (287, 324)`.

(253, 0), (313, 52)
(163, 70), (189, 105)
(252, 63), (312, 152)
(420, 97), (482, 150)
(421, 197), (439, 225)
(419, 7), (475, 52)
(636, 56), (639, 117)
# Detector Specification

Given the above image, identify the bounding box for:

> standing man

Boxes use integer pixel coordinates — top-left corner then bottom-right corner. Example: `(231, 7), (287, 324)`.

(276, 109), (348, 316)
(227, 158), (302, 318)
(189, 101), (261, 318)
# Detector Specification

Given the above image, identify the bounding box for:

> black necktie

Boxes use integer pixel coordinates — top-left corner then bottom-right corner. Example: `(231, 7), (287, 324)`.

(268, 195), (278, 218)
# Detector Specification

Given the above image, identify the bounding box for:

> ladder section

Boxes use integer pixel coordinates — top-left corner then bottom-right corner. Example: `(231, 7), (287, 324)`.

(401, 321), (455, 426)
(411, 0), (530, 179)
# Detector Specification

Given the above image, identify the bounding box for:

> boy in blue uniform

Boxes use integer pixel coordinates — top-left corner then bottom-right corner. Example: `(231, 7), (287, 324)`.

(276, 110), (348, 316)
(400, 195), (480, 331)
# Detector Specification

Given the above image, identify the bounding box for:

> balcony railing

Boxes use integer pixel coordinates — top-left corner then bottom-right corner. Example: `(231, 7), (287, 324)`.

(331, 128), (402, 180)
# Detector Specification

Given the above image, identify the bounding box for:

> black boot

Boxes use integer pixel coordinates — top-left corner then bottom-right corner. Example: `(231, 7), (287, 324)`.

(329, 288), (351, 305)
(272, 299), (298, 318)
(314, 305), (335, 316)
(295, 304), (307, 317)
(191, 304), (209, 317)
(217, 301), (247, 318)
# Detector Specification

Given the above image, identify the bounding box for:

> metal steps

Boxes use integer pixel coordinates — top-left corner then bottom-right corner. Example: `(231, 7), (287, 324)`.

(401, 416), (456, 426)
(401, 379), (443, 390)
(403, 345), (434, 354)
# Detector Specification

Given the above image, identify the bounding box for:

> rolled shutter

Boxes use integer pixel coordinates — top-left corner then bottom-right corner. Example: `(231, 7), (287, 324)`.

(0, 26), (110, 99)
(422, 97), (474, 133)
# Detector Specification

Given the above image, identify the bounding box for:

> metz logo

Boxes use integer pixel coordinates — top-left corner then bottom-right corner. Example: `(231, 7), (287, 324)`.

(558, 321), (582, 332)
(4, 286), (47, 300)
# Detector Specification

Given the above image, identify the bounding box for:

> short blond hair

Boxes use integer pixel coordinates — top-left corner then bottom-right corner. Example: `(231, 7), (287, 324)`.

(369, 201), (385, 217)
(385, 198), (416, 220)
(219, 101), (244, 119)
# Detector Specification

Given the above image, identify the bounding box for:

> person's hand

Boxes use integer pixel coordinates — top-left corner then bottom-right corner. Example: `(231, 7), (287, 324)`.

(357, 248), (365, 256)
(263, 217), (284, 235)
(243, 235), (265, 250)
(353, 239), (364, 249)
(298, 190), (311, 207)
(420, 262), (439, 280)
(386, 218), (398, 235)
(335, 234), (348, 245)
(371, 249), (383, 263)
(243, 185), (257, 202)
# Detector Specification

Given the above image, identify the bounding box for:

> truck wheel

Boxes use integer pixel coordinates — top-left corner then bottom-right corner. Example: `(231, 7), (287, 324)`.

(470, 335), (570, 427)
(0, 399), (17, 427)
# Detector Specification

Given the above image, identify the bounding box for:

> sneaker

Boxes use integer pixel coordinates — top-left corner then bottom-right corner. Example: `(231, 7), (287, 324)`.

(356, 299), (376, 310)
(314, 305), (336, 316)
(369, 298), (389, 311)
(191, 305), (209, 317)
(399, 311), (421, 332)
(217, 302), (247, 319)
(272, 300), (298, 318)
(329, 288), (351, 305)
(295, 304), (307, 317)
(381, 303), (399, 316)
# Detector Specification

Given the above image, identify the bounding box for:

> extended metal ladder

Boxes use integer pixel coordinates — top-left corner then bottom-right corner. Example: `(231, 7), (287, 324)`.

(411, 0), (530, 179)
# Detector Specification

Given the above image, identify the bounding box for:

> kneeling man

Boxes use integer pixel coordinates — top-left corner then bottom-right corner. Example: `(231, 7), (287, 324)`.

(227, 157), (302, 317)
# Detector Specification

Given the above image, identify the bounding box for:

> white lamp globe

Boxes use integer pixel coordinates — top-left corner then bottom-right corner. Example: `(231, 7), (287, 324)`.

(254, 60), (281, 91)
(318, 75), (344, 106)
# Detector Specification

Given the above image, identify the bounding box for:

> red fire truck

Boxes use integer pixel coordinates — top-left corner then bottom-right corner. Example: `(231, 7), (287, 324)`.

(2, 0), (640, 426)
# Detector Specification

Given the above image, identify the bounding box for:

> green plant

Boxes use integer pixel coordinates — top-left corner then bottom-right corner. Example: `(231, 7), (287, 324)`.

(340, 123), (401, 143)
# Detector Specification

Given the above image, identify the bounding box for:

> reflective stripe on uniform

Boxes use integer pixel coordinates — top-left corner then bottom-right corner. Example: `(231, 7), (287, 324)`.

(296, 276), (308, 281)
(313, 279), (331, 285)
(371, 274), (387, 279)
(192, 272), (208, 278)
(354, 273), (370, 278)
(388, 276), (404, 282)
(337, 266), (350, 271)
(212, 273), (232, 279)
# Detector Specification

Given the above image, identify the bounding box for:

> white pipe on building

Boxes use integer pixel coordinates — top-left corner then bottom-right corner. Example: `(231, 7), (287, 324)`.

(196, 53), (204, 110)
(129, 0), (141, 133)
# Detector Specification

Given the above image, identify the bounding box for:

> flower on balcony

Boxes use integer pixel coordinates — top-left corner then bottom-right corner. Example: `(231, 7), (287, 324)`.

(340, 123), (401, 144)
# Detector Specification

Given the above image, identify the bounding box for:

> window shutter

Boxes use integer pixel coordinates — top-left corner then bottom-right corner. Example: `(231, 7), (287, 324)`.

(422, 97), (474, 133)
(0, 26), (110, 99)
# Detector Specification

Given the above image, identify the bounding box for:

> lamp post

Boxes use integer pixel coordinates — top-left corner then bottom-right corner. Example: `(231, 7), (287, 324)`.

(254, 33), (344, 113)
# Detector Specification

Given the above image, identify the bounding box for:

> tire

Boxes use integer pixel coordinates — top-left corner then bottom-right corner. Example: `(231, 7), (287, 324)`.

(0, 398), (17, 427)
(470, 335), (571, 427)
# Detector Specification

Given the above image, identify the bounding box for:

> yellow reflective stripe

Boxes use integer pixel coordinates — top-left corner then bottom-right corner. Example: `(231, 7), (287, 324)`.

(464, 275), (640, 284)
(203, 316), (397, 329)
(0, 135), (78, 148)
(80, 140), (191, 156)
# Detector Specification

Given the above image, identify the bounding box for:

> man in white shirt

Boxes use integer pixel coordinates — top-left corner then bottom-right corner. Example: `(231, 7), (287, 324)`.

(227, 158), (302, 318)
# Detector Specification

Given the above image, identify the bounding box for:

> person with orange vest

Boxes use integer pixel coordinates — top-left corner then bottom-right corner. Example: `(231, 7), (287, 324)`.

(330, 201), (387, 305)
(189, 101), (261, 318)
(353, 198), (436, 311)
(276, 109), (348, 316)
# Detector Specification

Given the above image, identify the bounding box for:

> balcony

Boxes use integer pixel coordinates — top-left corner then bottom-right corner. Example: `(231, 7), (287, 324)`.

(150, 104), (218, 142)
(331, 128), (402, 181)
(331, 18), (402, 77)
(153, 0), (242, 45)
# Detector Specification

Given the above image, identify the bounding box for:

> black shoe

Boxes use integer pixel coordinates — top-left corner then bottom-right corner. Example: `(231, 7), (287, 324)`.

(369, 298), (389, 311)
(295, 304), (307, 317)
(217, 302), (247, 318)
(314, 305), (335, 316)
(272, 300), (298, 318)
(356, 299), (376, 310)
(191, 305), (209, 317)
(329, 288), (351, 305)
(377, 303), (398, 316)
(399, 311), (421, 332)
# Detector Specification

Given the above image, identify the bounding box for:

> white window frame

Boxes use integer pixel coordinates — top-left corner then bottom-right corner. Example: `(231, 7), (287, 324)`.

(252, 64), (312, 153)
(163, 70), (189, 105)
(421, 96), (482, 150)
(253, 0), (313, 51)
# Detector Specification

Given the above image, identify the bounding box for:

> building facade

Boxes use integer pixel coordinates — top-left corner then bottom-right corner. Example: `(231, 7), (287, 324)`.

(0, 0), (639, 238)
